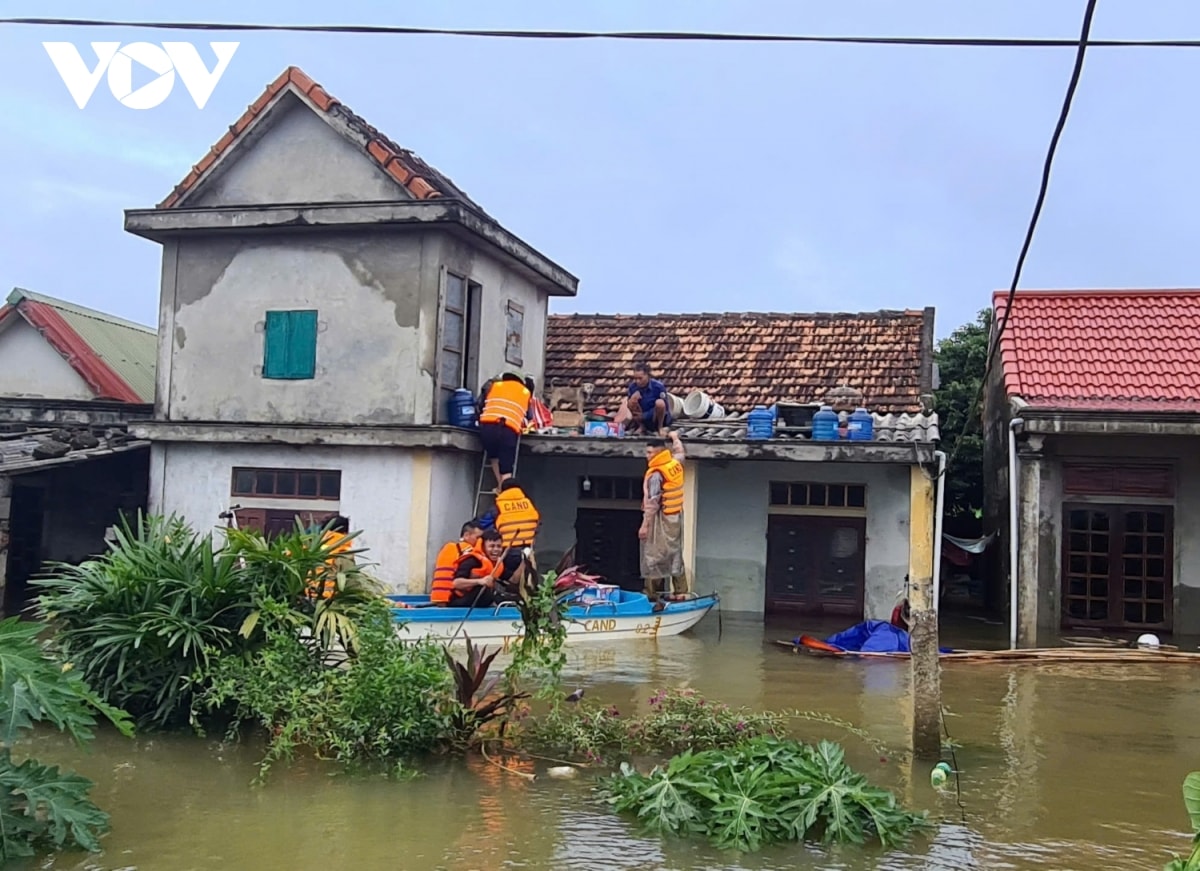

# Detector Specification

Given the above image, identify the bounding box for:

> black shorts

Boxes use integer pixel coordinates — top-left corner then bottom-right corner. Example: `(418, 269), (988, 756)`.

(478, 422), (519, 475)
(501, 551), (525, 578)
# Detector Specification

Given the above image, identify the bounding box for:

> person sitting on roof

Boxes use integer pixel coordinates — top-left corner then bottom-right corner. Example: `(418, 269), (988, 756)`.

(430, 519), (482, 605)
(626, 361), (671, 436)
(449, 528), (506, 607)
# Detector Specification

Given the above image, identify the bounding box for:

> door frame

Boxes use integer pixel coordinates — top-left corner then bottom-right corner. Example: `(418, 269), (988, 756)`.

(764, 514), (866, 617)
(1060, 501), (1174, 631)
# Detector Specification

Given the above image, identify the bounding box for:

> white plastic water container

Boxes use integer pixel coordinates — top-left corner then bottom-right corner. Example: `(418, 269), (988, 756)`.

(683, 391), (725, 420)
(666, 393), (685, 418)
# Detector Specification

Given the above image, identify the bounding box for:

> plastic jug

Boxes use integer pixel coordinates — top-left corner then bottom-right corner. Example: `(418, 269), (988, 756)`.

(848, 407), (874, 441)
(812, 405), (838, 441)
(448, 388), (478, 429)
(746, 406), (774, 440)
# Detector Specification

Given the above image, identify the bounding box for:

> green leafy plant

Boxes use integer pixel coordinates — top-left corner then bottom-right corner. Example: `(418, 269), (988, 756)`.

(1164, 772), (1200, 870)
(0, 618), (133, 861)
(604, 736), (928, 853)
(933, 309), (990, 519)
(516, 688), (882, 765)
(33, 513), (385, 730)
(504, 569), (570, 693)
(443, 635), (529, 748)
(202, 601), (455, 780)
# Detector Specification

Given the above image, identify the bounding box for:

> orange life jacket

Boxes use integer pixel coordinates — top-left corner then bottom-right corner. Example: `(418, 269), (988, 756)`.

(431, 539), (473, 604)
(306, 531), (353, 599)
(446, 548), (499, 601)
(479, 380), (531, 434)
(495, 486), (539, 548)
(645, 449), (685, 515)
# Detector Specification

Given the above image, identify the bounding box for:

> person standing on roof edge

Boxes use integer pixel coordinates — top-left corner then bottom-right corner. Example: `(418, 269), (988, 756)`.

(478, 372), (534, 491)
(640, 431), (687, 599)
(626, 362), (671, 436)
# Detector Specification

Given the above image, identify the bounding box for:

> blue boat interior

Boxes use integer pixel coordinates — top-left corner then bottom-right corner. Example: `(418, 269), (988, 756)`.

(387, 589), (716, 622)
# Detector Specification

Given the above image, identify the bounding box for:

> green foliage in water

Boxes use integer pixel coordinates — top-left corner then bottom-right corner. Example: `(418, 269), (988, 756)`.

(201, 600), (457, 778)
(32, 513), (383, 730)
(516, 687), (884, 765)
(604, 736), (928, 853)
(0, 618), (133, 862)
(503, 569), (570, 693)
(1164, 772), (1200, 871)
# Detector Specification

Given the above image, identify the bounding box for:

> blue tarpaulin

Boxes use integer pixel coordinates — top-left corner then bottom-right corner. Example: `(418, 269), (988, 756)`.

(823, 620), (955, 654)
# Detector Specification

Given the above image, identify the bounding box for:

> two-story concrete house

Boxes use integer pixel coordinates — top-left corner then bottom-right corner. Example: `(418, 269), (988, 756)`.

(124, 66), (578, 590)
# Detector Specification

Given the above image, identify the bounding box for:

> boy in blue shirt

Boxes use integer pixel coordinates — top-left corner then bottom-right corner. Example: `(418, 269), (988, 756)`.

(626, 361), (671, 436)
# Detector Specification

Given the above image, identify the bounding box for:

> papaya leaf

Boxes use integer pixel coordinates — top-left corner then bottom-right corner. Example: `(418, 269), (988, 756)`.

(1182, 772), (1200, 835)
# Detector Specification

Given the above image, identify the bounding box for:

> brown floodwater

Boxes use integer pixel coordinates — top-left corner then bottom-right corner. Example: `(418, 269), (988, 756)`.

(16, 614), (1200, 871)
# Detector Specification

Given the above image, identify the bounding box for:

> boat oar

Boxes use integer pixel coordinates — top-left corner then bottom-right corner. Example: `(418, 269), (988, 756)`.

(446, 546), (511, 643)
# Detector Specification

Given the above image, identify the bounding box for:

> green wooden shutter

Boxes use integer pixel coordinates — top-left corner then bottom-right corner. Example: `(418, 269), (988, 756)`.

(263, 310), (318, 380)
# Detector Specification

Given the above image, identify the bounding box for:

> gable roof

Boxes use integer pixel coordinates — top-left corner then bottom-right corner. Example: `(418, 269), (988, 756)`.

(545, 309), (935, 414)
(0, 289), (157, 403)
(158, 66), (488, 214)
(994, 288), (1200, 412)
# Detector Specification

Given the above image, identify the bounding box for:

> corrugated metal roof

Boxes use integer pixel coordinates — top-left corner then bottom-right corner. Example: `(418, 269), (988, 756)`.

(9, 289), (157, 402)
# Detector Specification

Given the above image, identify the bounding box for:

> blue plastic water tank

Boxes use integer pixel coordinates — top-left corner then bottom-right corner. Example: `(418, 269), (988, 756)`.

(448, 388), (478, 429)
(812, 405), (838, 441)
(746, 406), (774, 440)
(848, 407), (874, 441)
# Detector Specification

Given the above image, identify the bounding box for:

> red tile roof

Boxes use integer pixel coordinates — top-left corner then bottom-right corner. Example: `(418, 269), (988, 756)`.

(0, 289), (153, 403)
(994, 288), (1200, 412)
(545, 309), (935, 414)
(158, 66), (486, 213)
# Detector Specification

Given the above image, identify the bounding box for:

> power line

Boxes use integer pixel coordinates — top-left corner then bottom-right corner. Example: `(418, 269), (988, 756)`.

(0, 15), (1193, 49)
(940, 0), (1098, 485)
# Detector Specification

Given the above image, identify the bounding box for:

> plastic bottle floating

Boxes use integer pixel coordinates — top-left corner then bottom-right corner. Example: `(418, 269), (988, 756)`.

(930, 761), (953, 788)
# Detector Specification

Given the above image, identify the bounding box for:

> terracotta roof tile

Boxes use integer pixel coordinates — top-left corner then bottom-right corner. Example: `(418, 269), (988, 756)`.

(157, 66), (488, 215)
(994, 289), (1200, 412)
(545, 310), (934, 414)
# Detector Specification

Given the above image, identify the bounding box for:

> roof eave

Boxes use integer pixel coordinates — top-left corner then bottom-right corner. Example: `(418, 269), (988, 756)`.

(123, 199), (579, 297)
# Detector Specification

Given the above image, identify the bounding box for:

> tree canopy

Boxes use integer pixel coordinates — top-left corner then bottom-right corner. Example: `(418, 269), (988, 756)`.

(934, 309), (991, 520)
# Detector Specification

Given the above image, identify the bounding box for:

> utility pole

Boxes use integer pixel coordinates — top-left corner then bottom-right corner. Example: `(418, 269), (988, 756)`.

(908, 464), (941, 758)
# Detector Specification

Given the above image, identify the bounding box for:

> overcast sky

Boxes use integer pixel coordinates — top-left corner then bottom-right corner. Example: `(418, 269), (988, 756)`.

(3, 0), (1199, 337)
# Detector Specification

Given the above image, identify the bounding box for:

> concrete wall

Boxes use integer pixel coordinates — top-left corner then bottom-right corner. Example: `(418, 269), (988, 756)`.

(148, 441), (417, 591)
(425, 450), (479, 575)
(1029, 433), (1200, 635)
(190, 94), (410, 207)
(521, 453), (913, 617)
(0, 319), (93, 400)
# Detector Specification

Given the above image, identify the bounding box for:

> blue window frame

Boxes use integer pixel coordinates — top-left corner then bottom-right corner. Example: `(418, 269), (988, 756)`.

(263, 310), (318, 380)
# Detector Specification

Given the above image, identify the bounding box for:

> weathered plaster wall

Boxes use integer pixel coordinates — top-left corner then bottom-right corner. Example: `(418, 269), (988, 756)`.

(190, 93), (409, 207)
(149, 441), (416, 591)
(439, 235), (547, 392)
(0, 319), (94, 400)
(425, 450), (478, 581)
(1029, 433), (1200, 635)
(695, 461), (912, 616)
(519, 453), (913, 617)
(164, 232), (439, 425)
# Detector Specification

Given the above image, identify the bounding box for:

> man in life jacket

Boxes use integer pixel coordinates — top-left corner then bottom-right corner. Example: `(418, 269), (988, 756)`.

(640, 432), (687, 599)
(494, 476), (539, 588)
(430, 519), (482, 605)
(447, 528), (506, 607)
(306, 515), (355, 599)
(478, 373), (534, 491)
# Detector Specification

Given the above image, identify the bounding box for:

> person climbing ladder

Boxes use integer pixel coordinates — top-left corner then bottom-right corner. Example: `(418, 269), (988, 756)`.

(477, 372), (534, 491)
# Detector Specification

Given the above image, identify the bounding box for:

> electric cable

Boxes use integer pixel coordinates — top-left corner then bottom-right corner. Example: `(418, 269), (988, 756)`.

(0, 14), (1183, 49)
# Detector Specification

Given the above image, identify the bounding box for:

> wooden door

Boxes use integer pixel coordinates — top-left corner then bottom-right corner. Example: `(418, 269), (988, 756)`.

(574, 508), (643, 592)
(1061, 503), (1173, 631)
(765, 515), (866, 617)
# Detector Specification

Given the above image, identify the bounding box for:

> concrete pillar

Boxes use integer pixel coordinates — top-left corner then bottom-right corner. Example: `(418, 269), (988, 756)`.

(1017, 437), (1044, 648)
(406, 449), (433, 594)
(908, 464), (942, 758)
(681, 459), (699, 593)
(0, 475), (10, 612)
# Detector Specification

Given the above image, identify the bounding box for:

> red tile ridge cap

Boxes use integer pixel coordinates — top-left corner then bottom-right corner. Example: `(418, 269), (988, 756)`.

(12, 299), (141, 402)
(993, 287), (1200, 302)
(157, 65), (444, 209)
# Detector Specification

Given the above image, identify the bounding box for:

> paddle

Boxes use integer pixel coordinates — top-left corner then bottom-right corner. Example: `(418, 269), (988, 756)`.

(446, 545), (517, 643)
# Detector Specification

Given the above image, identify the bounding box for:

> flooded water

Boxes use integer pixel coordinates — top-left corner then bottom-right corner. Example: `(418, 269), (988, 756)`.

(18, 614), (1200, 871)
